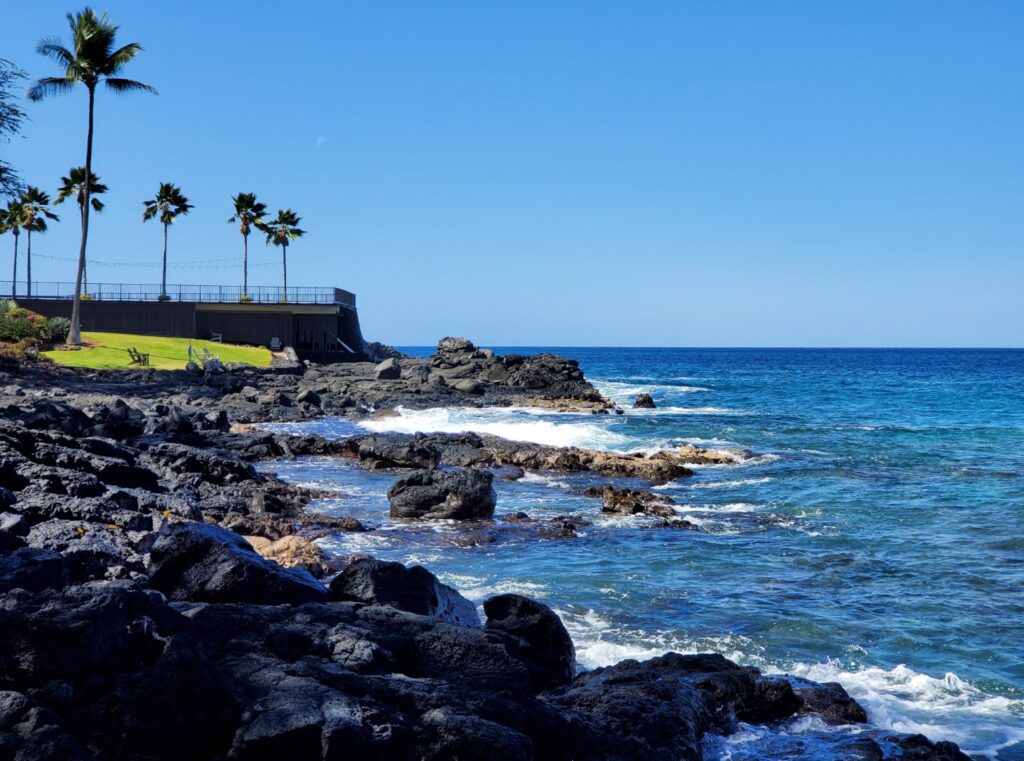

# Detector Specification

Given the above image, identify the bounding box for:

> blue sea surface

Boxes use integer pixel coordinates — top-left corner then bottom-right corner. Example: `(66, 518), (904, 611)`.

(261, 348), (1024, 759)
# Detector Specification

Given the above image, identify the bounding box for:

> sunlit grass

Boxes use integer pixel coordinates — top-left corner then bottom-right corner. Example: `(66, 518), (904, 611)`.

(42, 331), (271, 370)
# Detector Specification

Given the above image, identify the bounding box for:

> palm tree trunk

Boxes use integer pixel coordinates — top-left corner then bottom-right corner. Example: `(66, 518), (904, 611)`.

(10, 233), (18, 298)
(68, 86), (95, 345)
(161, 222), (168, 297)
(243, 232), (248, 296)
(82, 211), (88, 292)
(281, 242), (288, 300)
(26, 228), (32, 298)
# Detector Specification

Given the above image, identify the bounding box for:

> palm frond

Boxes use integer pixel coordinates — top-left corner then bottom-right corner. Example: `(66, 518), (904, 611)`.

(107, 43), (143, 71)
(35, 40), (75, 67)
(26, 76), (76, 101)
(105, 77), (157, 95)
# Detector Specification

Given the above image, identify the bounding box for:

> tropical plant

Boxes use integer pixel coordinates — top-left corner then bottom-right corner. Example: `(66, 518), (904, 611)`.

(0, 200), (23, 295)
(55, 166), (107, 211)
(259, 209), (305, 301)
(55, 166), (106, 289)
(0, 59), (28, 200)
(28, 7), (156, 344)
(19, 187), (59, 297)
(142, 182), (192, 299)
(228, 192), (267, 297)
(41, 315), (72, 343)
(0, 304), (44, 341)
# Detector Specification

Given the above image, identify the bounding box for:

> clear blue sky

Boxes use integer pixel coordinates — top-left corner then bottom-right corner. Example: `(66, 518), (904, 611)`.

(2, 1), (1022, 347)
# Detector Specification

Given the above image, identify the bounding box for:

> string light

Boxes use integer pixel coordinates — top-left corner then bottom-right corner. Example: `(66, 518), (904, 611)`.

(32, 253), (277, 270)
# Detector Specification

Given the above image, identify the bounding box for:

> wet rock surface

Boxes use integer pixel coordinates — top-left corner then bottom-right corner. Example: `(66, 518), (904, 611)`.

(585, 484), (678, 517)
(329, 556), (480, 627)
(484, 593), (575, 691)
(633, 392), (656, 408)
(0, 347), (970, 760)
(340, 431), (703, 482)
(388, 466), (497, 521)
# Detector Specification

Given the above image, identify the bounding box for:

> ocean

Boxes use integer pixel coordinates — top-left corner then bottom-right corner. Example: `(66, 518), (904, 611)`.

(260, 347), (1024, 759)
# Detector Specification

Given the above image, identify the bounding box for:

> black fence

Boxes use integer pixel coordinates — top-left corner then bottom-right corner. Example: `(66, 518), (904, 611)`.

(0, 281), (355, 307)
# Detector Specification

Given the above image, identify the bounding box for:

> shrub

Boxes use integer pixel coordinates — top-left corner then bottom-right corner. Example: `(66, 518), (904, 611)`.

(41, 316), (72, 343)
(0, 338), (40, 365)
(0, 304), (68, 345)
(79, 293), (92, 301)
(239, 295), (253, 303)
(0, 299), (15, 317)
(0, 311), (39, 341)
(157, 294), (172, 302)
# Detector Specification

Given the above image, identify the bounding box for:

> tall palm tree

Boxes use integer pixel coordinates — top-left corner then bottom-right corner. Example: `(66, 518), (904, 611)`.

(19, 187), (59, 298)
(227, 192), (267, 297)
(0, 200), (24, 296)
(259, 209), (305, 301)
(28, 8), (156, 344)
(55, 166), (107, 291)
(142, 182), (192, 299)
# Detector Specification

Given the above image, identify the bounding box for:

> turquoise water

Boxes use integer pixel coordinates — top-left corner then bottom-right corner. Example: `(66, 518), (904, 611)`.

(261, 348), (1024, 758)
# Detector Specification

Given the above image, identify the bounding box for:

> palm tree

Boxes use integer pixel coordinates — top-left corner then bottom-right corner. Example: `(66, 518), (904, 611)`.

(19, 187), (59, 298)
(142, 183), (192, 299)
(259, 209), (305, 301)
(55, 166), (107, 291)
(0, 200), (24, 296)
(28, 8), (156, 344)
(227, 192), (267, 297)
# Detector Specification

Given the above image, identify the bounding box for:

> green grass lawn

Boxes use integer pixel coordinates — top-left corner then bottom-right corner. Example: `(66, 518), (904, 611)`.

(42, 332), (272, 371)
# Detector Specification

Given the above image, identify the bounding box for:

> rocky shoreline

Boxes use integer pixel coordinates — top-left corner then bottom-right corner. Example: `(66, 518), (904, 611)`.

(0, 339), (969, 760)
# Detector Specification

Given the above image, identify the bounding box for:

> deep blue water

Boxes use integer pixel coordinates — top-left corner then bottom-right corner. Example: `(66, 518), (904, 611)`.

(261, 348), (1024, 758)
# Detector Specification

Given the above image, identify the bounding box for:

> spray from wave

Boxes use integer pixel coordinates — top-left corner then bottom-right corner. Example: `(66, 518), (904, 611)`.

(356, 406), (633, 449)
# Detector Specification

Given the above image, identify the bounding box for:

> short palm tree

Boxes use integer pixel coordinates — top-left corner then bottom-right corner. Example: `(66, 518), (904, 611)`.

(28, 7), (156, 344)
(55, 166), (107, 290)
(227, 192), (267, 297)
(143, 183), (192, 299)
(19, 187), (59, 298)
(0, 200), (24, 296)
(259, 210), (305, 301)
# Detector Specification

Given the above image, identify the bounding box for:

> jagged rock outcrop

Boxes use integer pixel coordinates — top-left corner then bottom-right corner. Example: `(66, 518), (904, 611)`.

(244, 534), (336, 578)
(388, 466), (497, 521)
(148, 522), (327, 604)
(329, 557), (480, 627)
(341, 432), (698, 483)
(485, 593), (575, 691)
(633, 393), (656, 409)
(585, 485), (677, 517)
(374, 358), (401, 380)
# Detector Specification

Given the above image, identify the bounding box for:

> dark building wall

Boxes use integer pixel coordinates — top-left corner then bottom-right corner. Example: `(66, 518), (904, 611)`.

(20, 299), (196, 338)
(195, 309), (294, 347)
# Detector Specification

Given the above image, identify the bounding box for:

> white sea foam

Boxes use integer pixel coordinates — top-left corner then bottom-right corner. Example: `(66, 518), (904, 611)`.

(684, 453), (781, 470)
(356, 406), (630, 449)
(624, 405), (751, 417)
(672, 502), (763, 514)
(594, 380), (711, 400)
(556, 606), (762, 670)
(438, 573), (548, 600)
(518, 471), (574, 489)
(778, 660), (1024, 757)
(685, 477), (775, 490)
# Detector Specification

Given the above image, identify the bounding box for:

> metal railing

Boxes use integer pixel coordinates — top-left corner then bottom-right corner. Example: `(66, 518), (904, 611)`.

(0, 281), (355, 307)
